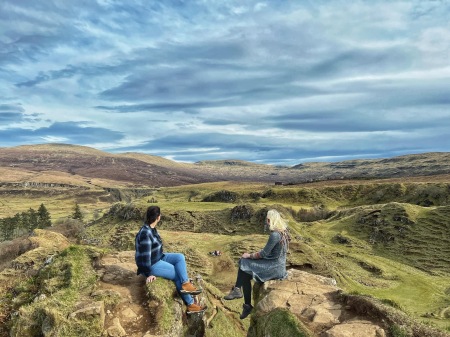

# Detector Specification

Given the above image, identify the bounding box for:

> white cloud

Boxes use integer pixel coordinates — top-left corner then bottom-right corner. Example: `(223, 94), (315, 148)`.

(0, 0), (449, 164)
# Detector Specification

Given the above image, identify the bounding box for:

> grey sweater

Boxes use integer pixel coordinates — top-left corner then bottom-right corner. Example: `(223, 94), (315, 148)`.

(239, 231), (288, 282)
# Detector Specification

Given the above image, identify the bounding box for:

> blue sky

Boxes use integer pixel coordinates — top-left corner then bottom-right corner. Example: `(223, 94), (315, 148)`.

(1, 0), (449, 166)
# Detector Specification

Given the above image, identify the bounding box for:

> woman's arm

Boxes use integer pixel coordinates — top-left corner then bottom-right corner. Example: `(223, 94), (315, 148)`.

(136, 229), (153, 276)
(243, 231), (281, 260)
(258, 231), (282, 259)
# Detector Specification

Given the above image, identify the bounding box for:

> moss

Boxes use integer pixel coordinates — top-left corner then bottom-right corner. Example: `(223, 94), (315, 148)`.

(389, 324), (409, 337)
(145, 278), (179, 334)
(9, 245), (101, 337)
(248, 308), (313, 337)
(205, 309), (245, 337)
(91, 289), (121, 310)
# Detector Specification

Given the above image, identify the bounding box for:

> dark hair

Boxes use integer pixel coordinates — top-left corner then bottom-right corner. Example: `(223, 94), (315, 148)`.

(144, 206), (160, 225)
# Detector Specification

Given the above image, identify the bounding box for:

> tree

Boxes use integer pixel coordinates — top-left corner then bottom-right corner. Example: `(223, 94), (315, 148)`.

(25, 208), (38, 232)
(37, 203), (52, 228)
(12, 213), (23, 237)
(0, 218), (14, 241)
(72, 203), (84, 221)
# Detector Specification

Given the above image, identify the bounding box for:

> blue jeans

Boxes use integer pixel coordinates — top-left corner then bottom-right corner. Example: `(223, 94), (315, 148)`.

(151, 253), (193, 305)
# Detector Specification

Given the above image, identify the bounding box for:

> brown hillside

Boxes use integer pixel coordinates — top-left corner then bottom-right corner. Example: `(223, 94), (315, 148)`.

(1, 144), (450, 188)
(0, 144), (209, 187)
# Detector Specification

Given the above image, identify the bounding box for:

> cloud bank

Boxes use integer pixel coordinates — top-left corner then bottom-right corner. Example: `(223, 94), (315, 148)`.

(1, 0), (449, 165)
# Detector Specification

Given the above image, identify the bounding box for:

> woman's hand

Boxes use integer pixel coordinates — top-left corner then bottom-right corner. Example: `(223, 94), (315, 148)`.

(242, 252), (251, 259)
(146, 275), (156, 283)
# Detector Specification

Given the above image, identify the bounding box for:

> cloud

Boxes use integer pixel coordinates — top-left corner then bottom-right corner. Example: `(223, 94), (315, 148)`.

(0, 122), (124, 147)
(0, 103), (25, 125)
(0, 0), (449, 164)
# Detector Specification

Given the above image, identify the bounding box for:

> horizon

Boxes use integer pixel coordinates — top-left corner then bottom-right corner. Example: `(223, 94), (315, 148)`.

(1, 1), (450, 166)
(2, 142), (448, 167)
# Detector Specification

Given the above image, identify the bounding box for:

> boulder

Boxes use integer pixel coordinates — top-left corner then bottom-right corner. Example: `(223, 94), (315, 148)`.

(249, 269), (387, 337)
(69, 301), (105, 327)
(323, 320), (386, 337)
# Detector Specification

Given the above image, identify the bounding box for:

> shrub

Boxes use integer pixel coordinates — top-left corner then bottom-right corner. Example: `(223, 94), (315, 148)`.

(53, 218), (85, 242)
(202, 190), (238, 203)
(297, 205), (331, 222)
(107, 203), (142, 220)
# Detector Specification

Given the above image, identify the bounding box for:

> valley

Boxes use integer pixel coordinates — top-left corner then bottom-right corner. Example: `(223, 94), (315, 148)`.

(0, 144), (449, 337)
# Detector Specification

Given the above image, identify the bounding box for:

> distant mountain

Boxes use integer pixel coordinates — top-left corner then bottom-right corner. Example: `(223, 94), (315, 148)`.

(290, 152), (450, 181)
(1, 144), (450, 187)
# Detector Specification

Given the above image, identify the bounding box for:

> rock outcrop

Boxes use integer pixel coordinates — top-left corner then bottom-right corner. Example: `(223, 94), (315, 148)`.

(249, 269), (386, 337)
(248, 269), (449, 337)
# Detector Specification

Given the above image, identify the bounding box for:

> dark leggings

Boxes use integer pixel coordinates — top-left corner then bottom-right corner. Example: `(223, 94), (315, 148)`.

(235, 268), (252, 305)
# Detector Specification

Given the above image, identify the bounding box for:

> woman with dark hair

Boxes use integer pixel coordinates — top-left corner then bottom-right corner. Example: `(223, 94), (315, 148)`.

(135, 206), (206, 313)
(224, 209), (290, 319)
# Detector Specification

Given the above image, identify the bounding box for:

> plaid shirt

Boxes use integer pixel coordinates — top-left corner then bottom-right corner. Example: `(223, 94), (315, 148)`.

(135, 224), (164, 277)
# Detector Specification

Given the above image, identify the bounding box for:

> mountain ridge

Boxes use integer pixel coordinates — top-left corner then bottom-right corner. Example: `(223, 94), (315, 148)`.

(1, 144), (450, 187)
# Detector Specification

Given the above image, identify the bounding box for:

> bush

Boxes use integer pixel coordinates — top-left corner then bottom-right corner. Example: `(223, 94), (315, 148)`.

(202, 190), (238, 203)
(53, 218), (85, 242)
(297, 205), (331, 222)
(107, 203), (143, 220)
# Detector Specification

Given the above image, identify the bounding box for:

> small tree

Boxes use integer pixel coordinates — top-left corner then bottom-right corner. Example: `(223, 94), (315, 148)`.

(25, 208), (39, 232)
(37, 203), (52, 228)
(72, 203), (84, 221)
(1, 218), (14, 241)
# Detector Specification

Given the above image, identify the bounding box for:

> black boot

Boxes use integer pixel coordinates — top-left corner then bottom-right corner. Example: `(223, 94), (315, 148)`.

(240, 303), (253, 319)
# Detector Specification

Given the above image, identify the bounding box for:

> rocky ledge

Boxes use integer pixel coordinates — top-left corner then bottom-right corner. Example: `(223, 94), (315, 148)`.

(248, 269), (449, 337)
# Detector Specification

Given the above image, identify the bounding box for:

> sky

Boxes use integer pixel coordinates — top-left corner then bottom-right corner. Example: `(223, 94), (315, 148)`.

(1, 0), (449, 166)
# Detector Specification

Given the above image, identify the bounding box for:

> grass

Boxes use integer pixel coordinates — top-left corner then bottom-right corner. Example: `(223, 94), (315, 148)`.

(7, 245), (103, 337)
(248, 308), (313, 337)
(86, 185), (450, 328)
(0, 193), (110, 222)
(300, 203), (450, 330)
(2, 179), (450, 335)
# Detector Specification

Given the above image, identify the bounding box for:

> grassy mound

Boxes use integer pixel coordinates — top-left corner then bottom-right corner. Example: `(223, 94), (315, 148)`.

(248, 308), (313, 337)
(7, 244), (105, 337)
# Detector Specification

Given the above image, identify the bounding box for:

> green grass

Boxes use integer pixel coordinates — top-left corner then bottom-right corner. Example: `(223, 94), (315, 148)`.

(3, 179), (450, 335)
(91, 185), (450, 331)
(301, 203), (450, 330)
(9, 245), (102, 337)
(248, 308), (313, 337)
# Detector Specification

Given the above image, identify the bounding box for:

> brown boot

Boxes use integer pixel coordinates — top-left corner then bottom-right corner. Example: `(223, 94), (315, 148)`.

(180, 281), (202, 295)
(187, 302), (207, 314)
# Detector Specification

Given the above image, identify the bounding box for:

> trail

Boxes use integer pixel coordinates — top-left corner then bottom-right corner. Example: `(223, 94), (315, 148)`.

(95, 251), (155, 337)
(95, 251), (247, 337)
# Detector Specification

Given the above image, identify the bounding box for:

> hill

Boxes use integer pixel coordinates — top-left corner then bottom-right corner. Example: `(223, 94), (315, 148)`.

(1, 143), (450, 221)
(1, 144), (450, 188)
(291, 152), (450, 180)
(1, 160), (450, 335)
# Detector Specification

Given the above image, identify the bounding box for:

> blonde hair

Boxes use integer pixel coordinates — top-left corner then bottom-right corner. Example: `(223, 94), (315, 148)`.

(267, 209), (288, 232)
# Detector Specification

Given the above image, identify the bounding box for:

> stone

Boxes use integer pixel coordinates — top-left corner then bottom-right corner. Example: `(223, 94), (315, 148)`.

(69, 301), (105, 327)
(121, 307), (138, 319)
(323, 320), (386, 337)
(249, 270), (390, 337)
(255, 290), (292, 313)
(106, 318), (126, 337)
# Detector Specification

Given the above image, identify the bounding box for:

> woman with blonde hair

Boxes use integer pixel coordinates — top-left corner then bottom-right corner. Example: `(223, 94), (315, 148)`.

(224, 209), (290, 319)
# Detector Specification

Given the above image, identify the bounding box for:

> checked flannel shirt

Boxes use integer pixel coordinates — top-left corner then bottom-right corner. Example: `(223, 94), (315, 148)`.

(135, 224), (164, 277)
